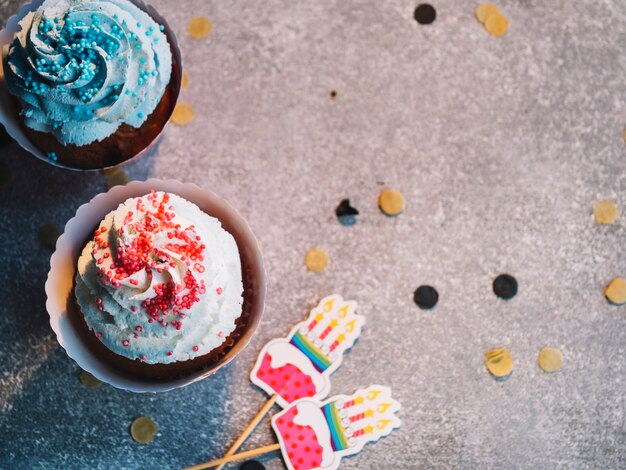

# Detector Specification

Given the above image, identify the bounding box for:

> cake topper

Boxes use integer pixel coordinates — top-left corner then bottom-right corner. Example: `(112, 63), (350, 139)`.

(214, 295), (364, 469)
(250, 294), (364, 408)
(184, 385), (401, 470)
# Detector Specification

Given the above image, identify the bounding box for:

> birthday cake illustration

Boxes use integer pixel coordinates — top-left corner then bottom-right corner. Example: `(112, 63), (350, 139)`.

(250, 295), (364, 407)
(271, 385), (402, 470)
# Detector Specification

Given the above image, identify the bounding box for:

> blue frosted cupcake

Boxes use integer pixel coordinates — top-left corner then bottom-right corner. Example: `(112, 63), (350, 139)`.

(2, 0), (181, 169)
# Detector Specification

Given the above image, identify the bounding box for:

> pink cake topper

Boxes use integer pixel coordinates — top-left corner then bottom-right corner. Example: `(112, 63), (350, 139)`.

(272, 385), (402, 470)
(250, 294), (365, 408)
(183, 385), (400, 470)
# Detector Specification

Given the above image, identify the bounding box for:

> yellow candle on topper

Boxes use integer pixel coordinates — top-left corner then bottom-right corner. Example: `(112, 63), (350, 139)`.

(308, 313), (324, 331)
(353, 424), (375, 437)
(349, 408), (375, 422)
(344, 395), (364, 408)
(319, 319), (339, 340)
(329, 333), (346, 352)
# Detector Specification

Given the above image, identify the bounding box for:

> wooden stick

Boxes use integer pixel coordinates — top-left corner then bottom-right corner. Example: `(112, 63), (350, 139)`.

(183, 443), (281, 470)
(215, 394), (278, 470)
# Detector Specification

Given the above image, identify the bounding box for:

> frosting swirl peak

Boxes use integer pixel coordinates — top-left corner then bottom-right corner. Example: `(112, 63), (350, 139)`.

(3, 0), (172, 145)
(75, 191), (244, 364)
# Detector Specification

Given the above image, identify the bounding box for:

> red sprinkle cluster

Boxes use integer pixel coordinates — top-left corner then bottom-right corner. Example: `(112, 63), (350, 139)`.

(93, 191), (208, 329)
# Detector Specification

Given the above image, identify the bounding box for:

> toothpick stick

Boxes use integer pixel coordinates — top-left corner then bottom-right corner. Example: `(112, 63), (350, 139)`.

(183, 443), (281, 470)
(215, 394), (278, 470)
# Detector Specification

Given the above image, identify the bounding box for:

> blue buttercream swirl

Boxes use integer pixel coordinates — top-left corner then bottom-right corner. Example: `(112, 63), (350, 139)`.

(3, 0), (172, 146)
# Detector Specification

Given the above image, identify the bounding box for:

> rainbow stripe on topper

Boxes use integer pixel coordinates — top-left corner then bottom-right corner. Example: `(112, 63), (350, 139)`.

(322, 403), (349, 451)
(290, 331), (332, 372)
(271, 385), (402, 470)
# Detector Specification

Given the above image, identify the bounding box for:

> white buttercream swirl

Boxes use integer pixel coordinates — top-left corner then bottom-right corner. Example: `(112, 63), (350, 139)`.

(75, 191), (243, 364)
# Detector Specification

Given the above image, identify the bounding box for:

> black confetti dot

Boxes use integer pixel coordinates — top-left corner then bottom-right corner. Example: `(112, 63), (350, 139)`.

(330, 90), (338, 100)
(414, 4), (436, 25)
(240, 461), (265, 470)
(336, 199), (359, 226)
(336, 199), (358, 217)
(493, 274), (518, 300)
(414, 285), (438, 309)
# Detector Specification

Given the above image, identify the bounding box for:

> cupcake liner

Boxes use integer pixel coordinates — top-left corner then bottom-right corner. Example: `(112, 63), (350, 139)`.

(0, 0), (182, 172)
(46, 179), (266, 392)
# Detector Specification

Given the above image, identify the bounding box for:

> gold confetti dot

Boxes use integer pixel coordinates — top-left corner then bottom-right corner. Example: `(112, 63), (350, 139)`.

(79, 370), (103, 389)
(187, 17), (212, 39)
(171, 102), (195, 126)
(130, 416), (158, 444)
(484, 12), (508, 37)
(304, 247), (328, 273)
(475, 3), (499, 23)
(593, 199), (619, 225)
(537, 347), (563, 373)
(38, 222), (61, 249)
(378, 188), (405, 216)
(604, 277), (626, 305)
(106, 169), (129, 189)
(0, 162), (14, 189)
(484, 347), (514, 378)
(182, 70), (189, 89)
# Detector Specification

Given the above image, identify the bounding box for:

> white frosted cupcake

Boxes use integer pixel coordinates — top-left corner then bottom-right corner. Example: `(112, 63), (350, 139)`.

(74, 191), (248, 378)
(46, 180), (266, 391)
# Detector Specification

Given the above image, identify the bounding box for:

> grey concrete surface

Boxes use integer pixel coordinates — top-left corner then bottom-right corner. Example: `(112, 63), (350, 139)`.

(0, 1), (625, 469)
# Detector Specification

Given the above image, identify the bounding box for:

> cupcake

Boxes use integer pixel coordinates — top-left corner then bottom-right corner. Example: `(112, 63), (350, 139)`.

(1, 0), (181, 170)
(71, 190), (252, 379)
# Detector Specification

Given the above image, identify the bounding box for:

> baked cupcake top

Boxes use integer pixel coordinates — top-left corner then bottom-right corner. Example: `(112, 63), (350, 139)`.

(3, 0), (172, 146)
(75, 191), (243, 364)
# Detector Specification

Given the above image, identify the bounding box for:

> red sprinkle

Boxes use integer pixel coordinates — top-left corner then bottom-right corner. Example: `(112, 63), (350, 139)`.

(192, 345), (199, 352)
(94, 192), (208, 330)
(216, 287), (223, 295)
(122, 339), (130, 347)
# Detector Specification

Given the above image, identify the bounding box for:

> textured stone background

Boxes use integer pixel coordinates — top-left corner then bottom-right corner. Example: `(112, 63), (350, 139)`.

(0, 0), (625, 469)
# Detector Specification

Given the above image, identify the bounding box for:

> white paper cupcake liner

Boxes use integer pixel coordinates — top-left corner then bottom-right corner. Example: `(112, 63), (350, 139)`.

(45, 179), (267, 393)
(0, 0), (183, 171)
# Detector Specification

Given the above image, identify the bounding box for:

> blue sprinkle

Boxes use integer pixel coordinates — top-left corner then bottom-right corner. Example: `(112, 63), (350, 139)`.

(159, 25), (165, 31)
